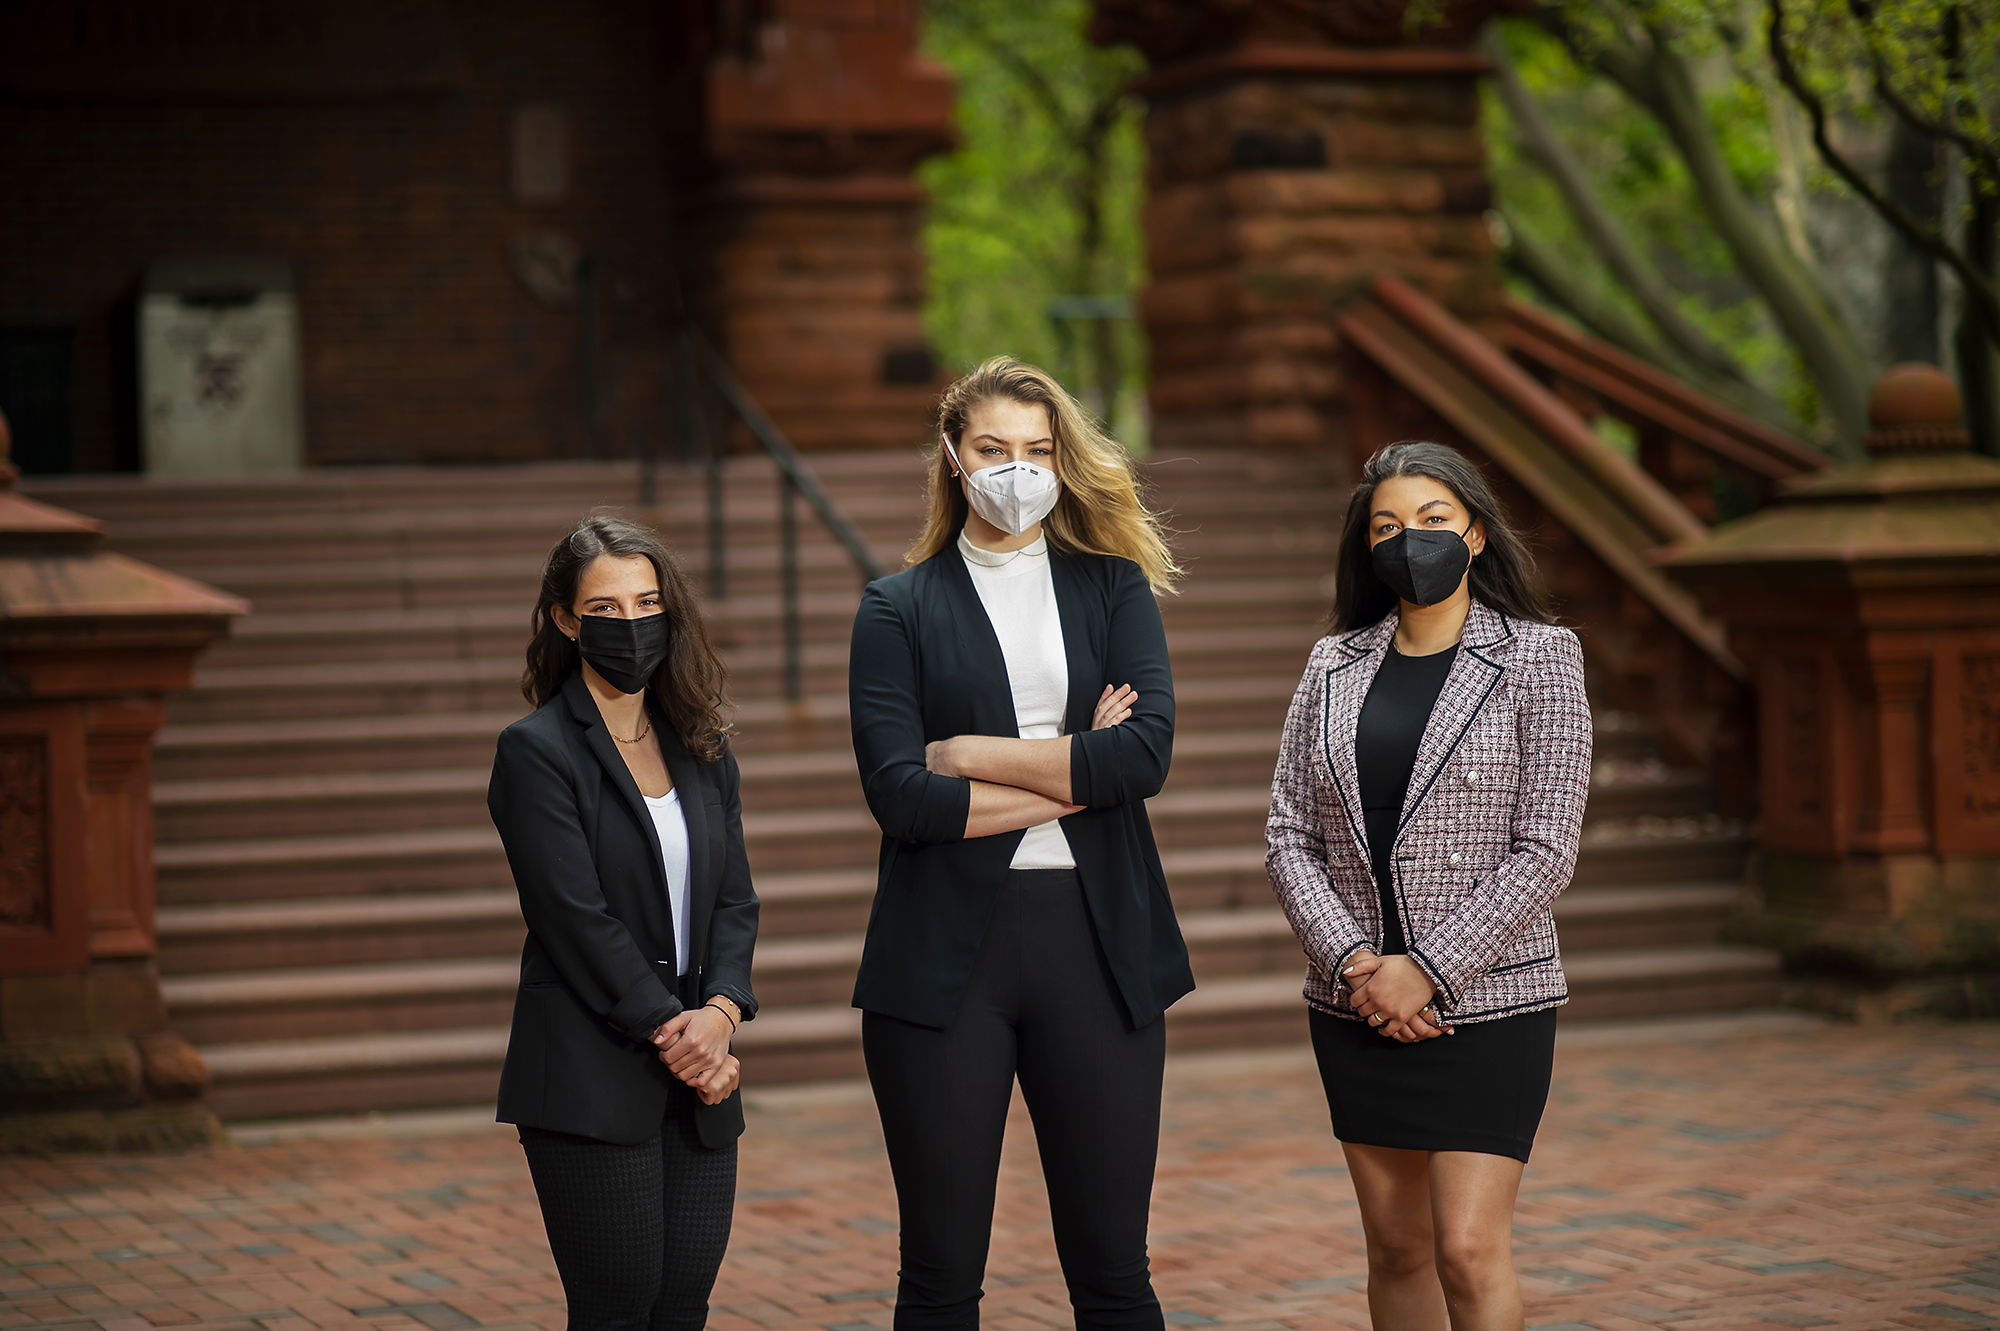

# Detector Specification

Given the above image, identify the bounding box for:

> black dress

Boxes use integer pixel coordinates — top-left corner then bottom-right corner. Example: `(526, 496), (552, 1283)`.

(1309, 642), (1558, 1163)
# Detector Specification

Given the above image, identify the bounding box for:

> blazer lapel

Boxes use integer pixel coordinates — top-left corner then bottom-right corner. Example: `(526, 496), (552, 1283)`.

(1393, 603), (1512, 842)
(1048, 554), (1096, 736)
(934, 543), (1022, 737)
(564, 673), (661, 869)
(1321, 617), (1393, 865)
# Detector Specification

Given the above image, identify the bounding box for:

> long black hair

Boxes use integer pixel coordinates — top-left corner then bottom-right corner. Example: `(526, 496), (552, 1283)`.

(1328, 441), (1556, 632)
(522, 515), (732, 763)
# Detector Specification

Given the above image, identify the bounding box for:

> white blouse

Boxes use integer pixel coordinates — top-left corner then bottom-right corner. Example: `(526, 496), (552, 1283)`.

(958, 531), (1075, 869)
(642, 788), (694, 976)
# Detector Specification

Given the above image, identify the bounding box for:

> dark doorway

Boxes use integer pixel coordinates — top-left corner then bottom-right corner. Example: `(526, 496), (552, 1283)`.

(0, 329), (75, 475)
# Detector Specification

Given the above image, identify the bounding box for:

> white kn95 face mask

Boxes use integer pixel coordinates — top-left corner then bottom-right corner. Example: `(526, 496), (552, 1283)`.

(944, 439), (1061, 536)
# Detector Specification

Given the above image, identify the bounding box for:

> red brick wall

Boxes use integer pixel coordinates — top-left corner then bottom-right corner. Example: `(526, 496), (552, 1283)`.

(0, 1), (686, 471)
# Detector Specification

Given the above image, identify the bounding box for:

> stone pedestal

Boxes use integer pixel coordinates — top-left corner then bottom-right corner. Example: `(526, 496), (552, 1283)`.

(1662, 365), (2000, 1020)
(1093, 0), (1526, 467)
(694, 2), (955, 451)
(0, 417), (246, 1151)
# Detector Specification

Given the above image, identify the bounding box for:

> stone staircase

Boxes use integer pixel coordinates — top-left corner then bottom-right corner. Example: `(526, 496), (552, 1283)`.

(26, 451), (1778, 1122)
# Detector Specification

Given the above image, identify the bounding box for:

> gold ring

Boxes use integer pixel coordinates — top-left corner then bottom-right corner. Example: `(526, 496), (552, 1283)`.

(1369, 1013), (1383, 1026)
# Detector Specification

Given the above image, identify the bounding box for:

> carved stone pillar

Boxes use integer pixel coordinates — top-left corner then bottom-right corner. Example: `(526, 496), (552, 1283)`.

(0, 417), (245, 1151)
(1662, 365), (2000, 1020)
(694, 0), (955, 451)
(1092, 0), (1525, 467)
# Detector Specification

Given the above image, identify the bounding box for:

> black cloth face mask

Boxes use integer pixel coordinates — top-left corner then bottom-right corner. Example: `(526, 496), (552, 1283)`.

(576, 613), (669, 695)
(1371, 524), (1473, 608)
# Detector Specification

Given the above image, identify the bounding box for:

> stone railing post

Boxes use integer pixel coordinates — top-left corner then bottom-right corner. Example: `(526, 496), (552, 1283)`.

(1090, 0), (1527, 471)
(692, 0), (956, 452)
(0, 416), (247, 1151)
(1661, 365), (2000, 1019)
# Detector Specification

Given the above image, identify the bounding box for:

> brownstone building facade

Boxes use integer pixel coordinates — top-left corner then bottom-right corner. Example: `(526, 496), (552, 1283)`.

(0, 0), (952, 474)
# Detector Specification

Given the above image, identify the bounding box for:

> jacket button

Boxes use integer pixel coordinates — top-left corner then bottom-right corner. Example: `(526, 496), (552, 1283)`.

(1447, 851), (1464, 867)
(1464, 770), (1481, 786)
(1330, 851), (1342, 865)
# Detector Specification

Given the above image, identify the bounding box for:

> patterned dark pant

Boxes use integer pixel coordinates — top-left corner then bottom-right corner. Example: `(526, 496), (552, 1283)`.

(519, 1090), (736, 1331)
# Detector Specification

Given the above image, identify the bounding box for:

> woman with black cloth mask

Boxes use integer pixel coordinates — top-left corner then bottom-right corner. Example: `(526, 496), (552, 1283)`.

(1267, 442), (1591, 1329)
(488, 515), (758, 1331)
(848, 357), (1191, 1331)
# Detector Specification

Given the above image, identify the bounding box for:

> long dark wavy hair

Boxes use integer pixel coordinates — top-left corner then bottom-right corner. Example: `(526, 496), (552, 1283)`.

(522, 515), (732, 763)
(1328, 441), (1557, 632)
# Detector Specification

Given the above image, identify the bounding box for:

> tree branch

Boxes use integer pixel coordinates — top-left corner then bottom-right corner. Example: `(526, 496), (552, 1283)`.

(1847, 0), (2000, 185)
(1504, 213), (1807, 432)
(1481, 27), (1753, 383)
(1769, 0), (2000, 344)
(1640, 20), (1873, 453)
(1532, 5), (1872, 452)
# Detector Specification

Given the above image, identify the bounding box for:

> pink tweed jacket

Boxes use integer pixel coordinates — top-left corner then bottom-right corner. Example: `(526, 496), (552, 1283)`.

(1265, 602), (1592, 1024)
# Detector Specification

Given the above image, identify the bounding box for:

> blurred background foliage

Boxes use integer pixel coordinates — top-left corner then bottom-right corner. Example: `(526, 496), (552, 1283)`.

(917, 0), (1152, 448)
(1485, 20), (1821, 429)
(915, 0), (1999, 460)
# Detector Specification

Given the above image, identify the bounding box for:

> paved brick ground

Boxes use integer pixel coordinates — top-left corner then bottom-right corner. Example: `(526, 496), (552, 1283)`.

(4, 1019), (1998, 1331)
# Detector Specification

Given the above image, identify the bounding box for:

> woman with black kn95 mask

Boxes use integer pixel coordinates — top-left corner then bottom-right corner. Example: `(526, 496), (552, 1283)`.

(1267, 441), (1592, 1331)
(848, 357), (1191, 1331)
(488, 515), (758, 1331)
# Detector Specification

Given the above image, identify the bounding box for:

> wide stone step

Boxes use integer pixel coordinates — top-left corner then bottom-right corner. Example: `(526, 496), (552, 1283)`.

(189, 942), (1779, 1121)
(1585, 761), (1713, 821)
(156, 867), (890, 976)
(154, 711), (526, 781)
(160, 905), (1309, 1043)
(1549, 881), (1744, 951)
(1160, 625), (1322, 680)
(154, 839), (1293, 976)
(153, 750), (873, 842)
(158, 890), (529, 974)
(1575, 818), (1751, 885)
(1157, 576), (1329, 629)
(157, 826), (513, 903)
(161, 878), (1753, 1041)
(29, 456), (925, 528)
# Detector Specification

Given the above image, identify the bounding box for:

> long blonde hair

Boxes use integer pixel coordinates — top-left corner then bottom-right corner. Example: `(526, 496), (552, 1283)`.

(907, 357), (1180, 594)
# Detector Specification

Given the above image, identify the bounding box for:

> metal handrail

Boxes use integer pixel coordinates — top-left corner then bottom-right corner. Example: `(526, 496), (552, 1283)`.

(670, 328), (887, 701)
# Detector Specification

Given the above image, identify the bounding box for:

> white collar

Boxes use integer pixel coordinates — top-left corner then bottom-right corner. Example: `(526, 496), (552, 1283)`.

(957, 530), (1049, 568)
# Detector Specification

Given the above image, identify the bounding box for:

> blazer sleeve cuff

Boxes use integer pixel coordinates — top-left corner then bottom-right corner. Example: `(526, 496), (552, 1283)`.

(703, 982), (757, 1023)
(608, 978), (681, 1042)
(1406, 946), (1461, 1012)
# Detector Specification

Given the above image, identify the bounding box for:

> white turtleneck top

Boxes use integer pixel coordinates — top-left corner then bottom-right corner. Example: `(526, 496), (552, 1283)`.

(957, 531), (1075, 869)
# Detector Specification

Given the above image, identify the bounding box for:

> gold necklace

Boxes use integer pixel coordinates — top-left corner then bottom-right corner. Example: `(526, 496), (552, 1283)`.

(612, 717), (652, 745)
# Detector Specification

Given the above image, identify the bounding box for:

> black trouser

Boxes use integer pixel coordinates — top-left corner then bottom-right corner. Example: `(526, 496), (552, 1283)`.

(519, 1083), (736, 1331)
(862, 868), (1167, 1331)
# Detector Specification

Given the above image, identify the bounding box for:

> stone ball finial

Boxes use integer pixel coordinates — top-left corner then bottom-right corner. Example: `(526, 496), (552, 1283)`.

(1866, 362), (1970, 454)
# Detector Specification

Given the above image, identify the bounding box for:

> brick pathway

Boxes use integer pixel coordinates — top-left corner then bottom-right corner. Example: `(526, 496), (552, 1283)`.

(4, 1019), (1997, 1331)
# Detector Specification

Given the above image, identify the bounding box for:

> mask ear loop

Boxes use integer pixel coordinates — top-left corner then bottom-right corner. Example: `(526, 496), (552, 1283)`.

(942, 437), (963, 479)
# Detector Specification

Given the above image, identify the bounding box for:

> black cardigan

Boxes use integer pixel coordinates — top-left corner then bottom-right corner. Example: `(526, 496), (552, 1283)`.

(488, 671), (759, 1146)
(847, 543), (1194, 1030)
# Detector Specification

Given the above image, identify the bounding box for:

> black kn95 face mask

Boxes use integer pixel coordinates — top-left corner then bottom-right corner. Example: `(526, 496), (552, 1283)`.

(1371, 525), (1472, 608)
(577, 613), (669, 694)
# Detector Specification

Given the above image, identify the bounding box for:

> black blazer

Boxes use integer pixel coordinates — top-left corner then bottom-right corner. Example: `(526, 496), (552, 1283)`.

(489, 671), (759, 1147)
(848, 543), (1194, 1030)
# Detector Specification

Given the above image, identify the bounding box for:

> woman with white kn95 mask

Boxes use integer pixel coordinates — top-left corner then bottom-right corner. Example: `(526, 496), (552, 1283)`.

(847, 357), (1191, 1331)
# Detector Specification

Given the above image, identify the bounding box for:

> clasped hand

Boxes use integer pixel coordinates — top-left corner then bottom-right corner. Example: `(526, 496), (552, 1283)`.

(650, 1005), (739, 1104)
(1343, 951), (1453, 1043)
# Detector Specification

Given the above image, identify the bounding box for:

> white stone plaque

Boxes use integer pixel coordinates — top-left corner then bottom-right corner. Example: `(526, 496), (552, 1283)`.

(140, 259), (303, 475)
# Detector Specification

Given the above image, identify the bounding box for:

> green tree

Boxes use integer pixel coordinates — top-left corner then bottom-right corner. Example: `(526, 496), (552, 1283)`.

(919, 0), (1150, 443)
(1488, 2), (2000, 457)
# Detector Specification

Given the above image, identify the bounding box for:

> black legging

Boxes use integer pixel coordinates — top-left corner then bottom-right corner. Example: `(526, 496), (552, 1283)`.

(862, 868), (1167, 1331)
(519, 1084), (736, 1331)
